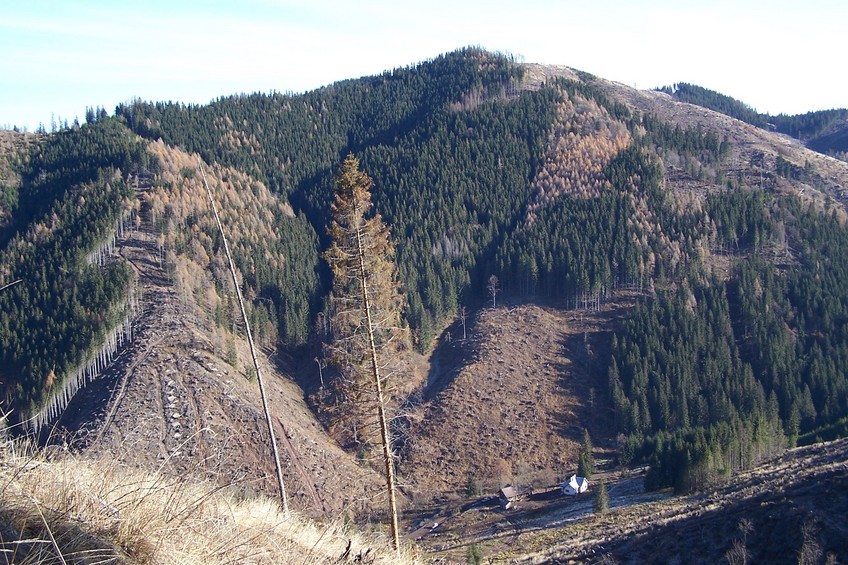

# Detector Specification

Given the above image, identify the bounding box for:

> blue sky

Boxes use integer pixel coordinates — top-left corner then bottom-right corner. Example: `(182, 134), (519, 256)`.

(1, 0), (845, 130)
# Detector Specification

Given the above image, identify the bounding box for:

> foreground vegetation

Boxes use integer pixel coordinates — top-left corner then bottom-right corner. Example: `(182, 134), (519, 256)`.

(0, 439), (410, 564)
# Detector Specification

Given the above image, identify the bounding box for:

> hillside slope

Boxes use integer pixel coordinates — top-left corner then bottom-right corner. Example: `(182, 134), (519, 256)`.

(627, 87), (848, 204)
(520, 438), (848, 564)
(51, 142), (385, 520)
(412, 438), (848, 564)
(528, 63), (848, 212)
(404, 300), (630, 500)
(0, 441), (409, 564)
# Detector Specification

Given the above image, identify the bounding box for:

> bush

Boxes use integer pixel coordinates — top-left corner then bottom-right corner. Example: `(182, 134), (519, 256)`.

(465, 475), (480, 497)
(594, 478), (609, 514)
(467, 542), (482, 564)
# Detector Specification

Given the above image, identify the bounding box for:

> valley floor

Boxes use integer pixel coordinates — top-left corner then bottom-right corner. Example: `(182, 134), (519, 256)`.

(412, 438), (848, 564)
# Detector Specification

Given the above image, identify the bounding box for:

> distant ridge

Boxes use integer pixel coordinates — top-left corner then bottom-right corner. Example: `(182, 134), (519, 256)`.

(657, 82), (848, 156)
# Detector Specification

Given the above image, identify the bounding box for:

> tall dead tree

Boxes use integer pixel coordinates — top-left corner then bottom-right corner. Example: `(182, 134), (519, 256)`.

(0, 279), (22, 292)
(325, 154), (404, 552)
(198, 164), (289, 516)
(459, 305), (468, 340)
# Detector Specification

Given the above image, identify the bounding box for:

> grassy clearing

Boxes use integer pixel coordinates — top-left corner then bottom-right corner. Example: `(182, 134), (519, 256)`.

(0, 440), (411, 564)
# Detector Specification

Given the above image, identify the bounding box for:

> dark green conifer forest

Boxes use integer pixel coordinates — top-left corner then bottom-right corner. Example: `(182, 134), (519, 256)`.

(658, 82), (848, 156)
(0, 120), (145, 417)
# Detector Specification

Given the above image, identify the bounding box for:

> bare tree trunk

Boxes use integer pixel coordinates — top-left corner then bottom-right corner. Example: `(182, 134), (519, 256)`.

(488, 275), (499, 308)
(315, 357), (325, 388)
(459, 306), (467, 340)
(199, 164), (289, 516)
(355, 220), (401, 552)
(0, 279), (22, 292)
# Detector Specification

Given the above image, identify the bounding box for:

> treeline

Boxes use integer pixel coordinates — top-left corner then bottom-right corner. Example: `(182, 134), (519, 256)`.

(770, 109), (848, 151)
(0, 120), (144, 420)
(657, 83), (767, 128)
(115, 47), (521, 206)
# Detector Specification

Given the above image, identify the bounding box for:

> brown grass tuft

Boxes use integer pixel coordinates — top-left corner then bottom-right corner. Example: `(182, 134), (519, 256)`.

(0, 440), (412, 564)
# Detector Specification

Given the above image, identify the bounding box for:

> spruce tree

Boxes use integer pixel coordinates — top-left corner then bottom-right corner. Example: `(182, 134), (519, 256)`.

(325, 154), (405, 551)
(594, 478), (609, 514)
(578, 428), (595, 478)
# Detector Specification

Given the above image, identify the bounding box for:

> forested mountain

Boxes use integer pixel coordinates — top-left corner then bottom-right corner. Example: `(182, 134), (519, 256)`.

(115, 49), (541, 349)
(2, 48), (848, 517)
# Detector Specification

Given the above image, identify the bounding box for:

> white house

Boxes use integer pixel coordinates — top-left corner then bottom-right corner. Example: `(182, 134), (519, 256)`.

(561, 474), (589, 496)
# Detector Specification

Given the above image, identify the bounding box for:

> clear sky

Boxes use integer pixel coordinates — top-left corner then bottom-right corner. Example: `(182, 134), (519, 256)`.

(1, 0), (845, 131)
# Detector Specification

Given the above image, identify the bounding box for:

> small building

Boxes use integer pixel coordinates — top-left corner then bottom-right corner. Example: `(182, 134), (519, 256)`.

(498, 486), (519, 509)
(561, 474), (589, 496)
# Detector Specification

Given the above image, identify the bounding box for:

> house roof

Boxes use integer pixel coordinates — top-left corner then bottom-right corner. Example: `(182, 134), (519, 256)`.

(564, 475), (589, 489)
(499, 486), (518, 500)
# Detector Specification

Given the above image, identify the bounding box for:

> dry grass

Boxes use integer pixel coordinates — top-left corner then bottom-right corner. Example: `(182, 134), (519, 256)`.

(0, 440), (412, 564)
